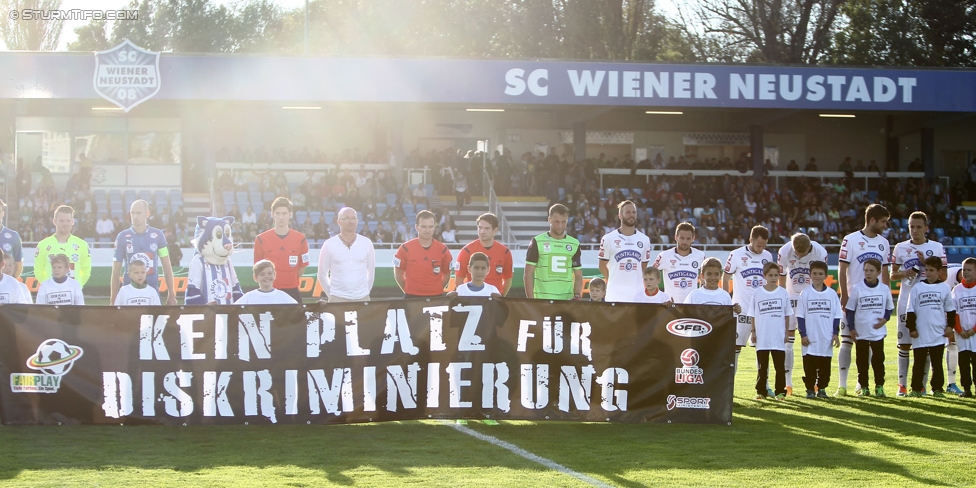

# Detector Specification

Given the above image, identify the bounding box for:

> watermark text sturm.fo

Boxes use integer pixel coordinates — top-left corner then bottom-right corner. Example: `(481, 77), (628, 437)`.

(9, 9), (138, 21)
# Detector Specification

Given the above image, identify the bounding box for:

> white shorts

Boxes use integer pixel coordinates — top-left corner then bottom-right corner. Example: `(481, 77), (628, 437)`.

(735, 313), (752, 347)
(788, 297), (799, 331)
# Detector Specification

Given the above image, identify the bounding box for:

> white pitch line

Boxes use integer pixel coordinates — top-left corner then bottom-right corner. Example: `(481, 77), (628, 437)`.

(442, 421), (613, 488)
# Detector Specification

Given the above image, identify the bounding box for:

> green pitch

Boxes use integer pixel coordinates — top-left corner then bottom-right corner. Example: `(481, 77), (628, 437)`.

(1, 317), (973, 487)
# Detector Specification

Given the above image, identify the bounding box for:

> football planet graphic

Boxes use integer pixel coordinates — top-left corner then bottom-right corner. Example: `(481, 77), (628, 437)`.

(680, 348), (700, 367)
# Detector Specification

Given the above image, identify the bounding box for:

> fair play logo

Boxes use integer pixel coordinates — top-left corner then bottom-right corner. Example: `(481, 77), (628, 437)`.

(93, 39), (161, 112)
(10, 339), (85, 394)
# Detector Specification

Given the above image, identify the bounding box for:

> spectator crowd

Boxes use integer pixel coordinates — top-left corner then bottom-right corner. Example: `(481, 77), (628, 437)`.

(7, 144), (976, 253)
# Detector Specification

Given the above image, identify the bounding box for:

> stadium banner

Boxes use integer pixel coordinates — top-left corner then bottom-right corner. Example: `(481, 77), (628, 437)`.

(0, 299), (734, 426)
(3, 53), (976, 112)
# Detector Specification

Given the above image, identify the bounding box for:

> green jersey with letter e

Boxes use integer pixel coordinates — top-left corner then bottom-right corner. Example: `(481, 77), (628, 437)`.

(525, 232), (583, 300)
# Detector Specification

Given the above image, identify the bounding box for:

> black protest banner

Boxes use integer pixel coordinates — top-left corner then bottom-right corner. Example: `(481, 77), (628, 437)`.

(0, 299), (734, 425)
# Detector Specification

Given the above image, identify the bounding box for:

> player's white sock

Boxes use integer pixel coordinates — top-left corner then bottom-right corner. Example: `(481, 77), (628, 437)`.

(898, 349), (910, 387)
(734, 349), (741, 376)
(785, 336), (795, 388)
(947, 343), (958, 385)
(838, 338), (852, 389)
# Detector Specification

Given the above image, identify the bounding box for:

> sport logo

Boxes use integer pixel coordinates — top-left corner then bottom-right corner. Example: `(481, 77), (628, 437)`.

(11, 339), (84, 394)
(666, 319), (713, 337)
(666, 394), (711, 411)
(675, 348), (704, 384)
(93, 39), (161, 112)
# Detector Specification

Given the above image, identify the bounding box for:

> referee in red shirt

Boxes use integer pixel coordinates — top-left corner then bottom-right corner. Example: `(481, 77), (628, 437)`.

(253, 197), (309, 302)
(455, 212), (513, 296)
(394, 210), (452, 298)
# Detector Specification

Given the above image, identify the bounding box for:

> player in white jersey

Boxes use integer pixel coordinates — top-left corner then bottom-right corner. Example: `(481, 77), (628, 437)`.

(724, 225), (774, 375)
(598, 200), (651, 303)
(777, 232), (828, 395)
(889, 211), (947, 395)
(652, 222), (705, 304)
(951, 257), (976, 397)
(836, 203), (890, 396)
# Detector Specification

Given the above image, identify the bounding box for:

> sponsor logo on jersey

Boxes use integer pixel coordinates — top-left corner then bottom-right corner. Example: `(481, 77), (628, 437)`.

(856, 252), (885, 264)
(614, 249), (643, 263)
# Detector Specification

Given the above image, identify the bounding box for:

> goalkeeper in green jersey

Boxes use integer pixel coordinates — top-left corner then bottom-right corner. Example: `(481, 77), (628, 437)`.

(524, 204), (583, 300)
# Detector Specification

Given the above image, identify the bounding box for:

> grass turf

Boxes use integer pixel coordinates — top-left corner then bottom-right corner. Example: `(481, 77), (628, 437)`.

(2, 318), (974, 487)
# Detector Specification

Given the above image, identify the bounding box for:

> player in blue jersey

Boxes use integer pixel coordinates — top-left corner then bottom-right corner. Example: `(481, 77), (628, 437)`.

(109, 200), (177, 305)
(0, 200), (23, 280)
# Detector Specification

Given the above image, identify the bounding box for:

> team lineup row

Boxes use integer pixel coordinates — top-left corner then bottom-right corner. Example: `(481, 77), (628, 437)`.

(3, 198), (974, 399)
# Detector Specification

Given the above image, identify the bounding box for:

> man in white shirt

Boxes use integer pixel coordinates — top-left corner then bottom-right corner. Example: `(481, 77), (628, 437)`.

(318, 207), (375, 302)
(724, 225), (774, 376)
(96, 213), (115, 239)
(598, 200), (651, 302)
(890, 211), (947, 395)
(653, 222), (705, 305)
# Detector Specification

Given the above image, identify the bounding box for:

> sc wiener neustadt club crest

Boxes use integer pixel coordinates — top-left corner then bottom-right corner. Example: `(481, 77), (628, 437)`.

(93, 39), (161, 112)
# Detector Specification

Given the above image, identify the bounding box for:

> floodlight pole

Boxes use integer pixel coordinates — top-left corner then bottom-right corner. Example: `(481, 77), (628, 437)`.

(304, 0), (309, 55)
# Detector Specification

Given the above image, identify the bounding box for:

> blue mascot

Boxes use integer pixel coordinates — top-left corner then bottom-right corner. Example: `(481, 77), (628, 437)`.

(185, 216), (243, 305)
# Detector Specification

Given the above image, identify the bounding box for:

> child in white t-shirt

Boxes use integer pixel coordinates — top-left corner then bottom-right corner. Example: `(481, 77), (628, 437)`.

(906, 256), (956, 397)
(748, 262), (792, 400)
(796, 260), (841, 398)
(684, 257), (741, 311)
(0, 250), (31, 304)
(115, 259), (161, 306)
(846, 258), (894, 397)
(638, 267), (672, 304)
(451, 252), (501, 297)
(37, 253), (85, 305)
(951, 257), (976, 397)
(235, 260), (298, 305)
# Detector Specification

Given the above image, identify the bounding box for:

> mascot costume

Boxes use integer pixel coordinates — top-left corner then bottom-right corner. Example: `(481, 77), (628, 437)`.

(185, 216), (243, 305)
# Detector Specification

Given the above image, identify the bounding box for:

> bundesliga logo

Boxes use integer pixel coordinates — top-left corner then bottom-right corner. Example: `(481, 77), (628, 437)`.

(675, 348), (704, 384)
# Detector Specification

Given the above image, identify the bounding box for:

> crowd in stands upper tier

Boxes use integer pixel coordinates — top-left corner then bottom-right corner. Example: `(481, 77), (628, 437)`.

(10, 147), (976, 254)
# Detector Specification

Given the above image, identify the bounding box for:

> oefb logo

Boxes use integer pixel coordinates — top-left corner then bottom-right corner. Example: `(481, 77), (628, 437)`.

(666, 319), (713, 337)
(680, 348), (700, 367)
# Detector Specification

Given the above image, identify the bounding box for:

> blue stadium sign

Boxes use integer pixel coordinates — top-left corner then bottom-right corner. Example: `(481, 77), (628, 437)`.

(2, 50), (975, 112)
